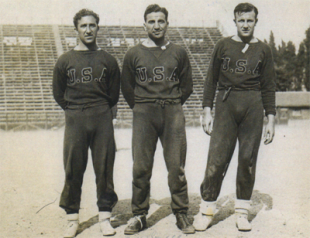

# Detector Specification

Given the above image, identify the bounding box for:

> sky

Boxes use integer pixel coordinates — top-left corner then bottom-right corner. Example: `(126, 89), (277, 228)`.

(0, 0), (309, 50)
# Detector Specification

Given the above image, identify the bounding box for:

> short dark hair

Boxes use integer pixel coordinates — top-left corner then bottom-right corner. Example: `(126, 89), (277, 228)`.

(234, 3), (258, 19)
(73, 9), (100, 28)
(144, 4), (168, 22)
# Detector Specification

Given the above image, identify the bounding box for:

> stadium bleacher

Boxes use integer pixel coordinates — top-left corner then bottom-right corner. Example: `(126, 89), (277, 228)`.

(0, 24), (221, 130)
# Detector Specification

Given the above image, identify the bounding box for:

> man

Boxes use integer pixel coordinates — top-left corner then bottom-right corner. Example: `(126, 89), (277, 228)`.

(53, 9), (120, 237)
(121, 4), (195, 235)
(194, 3), (276, 232)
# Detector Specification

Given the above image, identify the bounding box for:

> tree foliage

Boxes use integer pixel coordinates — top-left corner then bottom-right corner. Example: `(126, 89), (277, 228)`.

(266, 28), (310, 91)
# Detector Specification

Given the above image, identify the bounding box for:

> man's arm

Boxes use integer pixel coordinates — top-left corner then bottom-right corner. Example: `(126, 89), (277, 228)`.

(201, 41), (222, 135)
(260, 45), (276, 116)
(202, 41), (222, 109)
(121, 50), (136, 109)
(261, 45), (276, 144)
(179, 48), (193, 104)
(108, 58), (121, 107)
(53, 58), (67, 110)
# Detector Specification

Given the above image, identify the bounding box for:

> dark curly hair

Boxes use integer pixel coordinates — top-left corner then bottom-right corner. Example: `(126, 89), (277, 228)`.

(144, 4), (168, 22)
(73, 9), (100, 28)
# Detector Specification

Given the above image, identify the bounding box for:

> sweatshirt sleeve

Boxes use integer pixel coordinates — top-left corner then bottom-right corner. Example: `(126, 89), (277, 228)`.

(121, 49), (136, 109)
(107, 57), (121, 107)
(202, 40), (222, 108)
(179, 47), (193, 105)
(53, 56), (67, 110)
(260, 45), (276, 116)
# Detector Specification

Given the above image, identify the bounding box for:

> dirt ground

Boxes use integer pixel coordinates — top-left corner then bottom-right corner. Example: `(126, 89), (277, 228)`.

(1, 121), (310, 238)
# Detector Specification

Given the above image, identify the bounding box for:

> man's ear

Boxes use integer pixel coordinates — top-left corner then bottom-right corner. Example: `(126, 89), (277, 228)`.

(233, 19), (236, 26)
(255, 19), (258, 26)
(143, 22), (147, 31)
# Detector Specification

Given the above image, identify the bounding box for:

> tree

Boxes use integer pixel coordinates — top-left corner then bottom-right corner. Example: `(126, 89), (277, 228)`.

(268, 31), (278, 62)
(296, 42), (306, 90)
(304, 27), (310, 91)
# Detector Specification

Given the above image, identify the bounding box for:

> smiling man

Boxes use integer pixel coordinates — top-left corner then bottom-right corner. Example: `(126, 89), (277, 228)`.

(121, 4), (194, 235)
(194, 2), (276, 232)
(53, 9), (120, 237)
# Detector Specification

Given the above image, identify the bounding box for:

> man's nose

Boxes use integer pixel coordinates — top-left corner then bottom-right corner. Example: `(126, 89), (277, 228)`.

(154, 21), (160, 29)
(86, 26), (91, 33)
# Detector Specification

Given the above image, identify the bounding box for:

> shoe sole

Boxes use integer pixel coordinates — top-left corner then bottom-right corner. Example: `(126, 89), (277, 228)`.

(236, 225), (251, 232)
(124, 228), (146, 235)
(124, 231), (138, 235)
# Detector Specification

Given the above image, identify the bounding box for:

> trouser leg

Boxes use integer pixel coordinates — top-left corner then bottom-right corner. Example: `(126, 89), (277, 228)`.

(200, 91), (238, 201)
(60, 109), (89, 212)
(90, 105), (118, 211)
(132, 103), (159, 215)
(236, 93), (264, 200)
(160, 104), (188, 214)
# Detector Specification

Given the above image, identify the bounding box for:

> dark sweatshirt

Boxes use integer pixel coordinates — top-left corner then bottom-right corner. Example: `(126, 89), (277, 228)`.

(53, 49), (120, 110)
(121, 43), (193, 108)
(203, 37), (276, 115)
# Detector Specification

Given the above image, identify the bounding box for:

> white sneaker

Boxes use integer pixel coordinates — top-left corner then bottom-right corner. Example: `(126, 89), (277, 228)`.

(236, 212), (251, 231)
(63, 214), (79, 238)
(99, 212), (116, 236)
(193, 212), (213, 231)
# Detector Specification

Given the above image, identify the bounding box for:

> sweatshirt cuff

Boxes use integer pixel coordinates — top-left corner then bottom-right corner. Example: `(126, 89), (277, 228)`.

(202, 99), (214, 109)
(265, 109), (276, 117)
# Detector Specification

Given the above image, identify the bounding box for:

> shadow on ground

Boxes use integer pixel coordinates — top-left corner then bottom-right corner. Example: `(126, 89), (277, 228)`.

(76, 190), (272, 235)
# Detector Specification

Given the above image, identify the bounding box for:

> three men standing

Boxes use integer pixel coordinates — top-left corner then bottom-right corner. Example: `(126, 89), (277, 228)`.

(53, 2), (275, 237)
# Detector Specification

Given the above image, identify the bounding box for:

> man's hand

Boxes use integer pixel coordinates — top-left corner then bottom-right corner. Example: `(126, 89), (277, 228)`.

(202, 107), (213, 136)
(264, 114), (275, 145)
(112, 119), (117, 127)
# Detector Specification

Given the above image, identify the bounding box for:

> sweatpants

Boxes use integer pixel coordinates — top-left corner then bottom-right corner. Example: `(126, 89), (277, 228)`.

(200, 90), (264, 201)
(131, 102), (189, 215)
(59, 104), (118, 212)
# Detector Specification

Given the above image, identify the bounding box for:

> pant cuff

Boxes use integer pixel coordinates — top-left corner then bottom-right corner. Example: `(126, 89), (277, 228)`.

(99, 207), (112, 212)
(66, 209), (79, 214)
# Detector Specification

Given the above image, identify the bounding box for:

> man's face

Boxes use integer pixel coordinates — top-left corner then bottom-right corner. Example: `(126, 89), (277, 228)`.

(234, 10), (257, 39)
(75, 15), (99, 46)
(144, 12), (168, 41)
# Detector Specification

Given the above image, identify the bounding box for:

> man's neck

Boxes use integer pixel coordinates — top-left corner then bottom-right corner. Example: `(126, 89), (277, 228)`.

(232, 35), (258, 43)
(74, 42), (99, 51)
(143, 37), (168, 47)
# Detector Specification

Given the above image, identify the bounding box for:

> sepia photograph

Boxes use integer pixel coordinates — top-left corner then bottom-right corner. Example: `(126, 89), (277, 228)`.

(0, 0), (309, 237)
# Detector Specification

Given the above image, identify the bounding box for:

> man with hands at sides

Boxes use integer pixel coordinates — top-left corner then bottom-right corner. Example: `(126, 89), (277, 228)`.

(194, 2), (275, 232)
